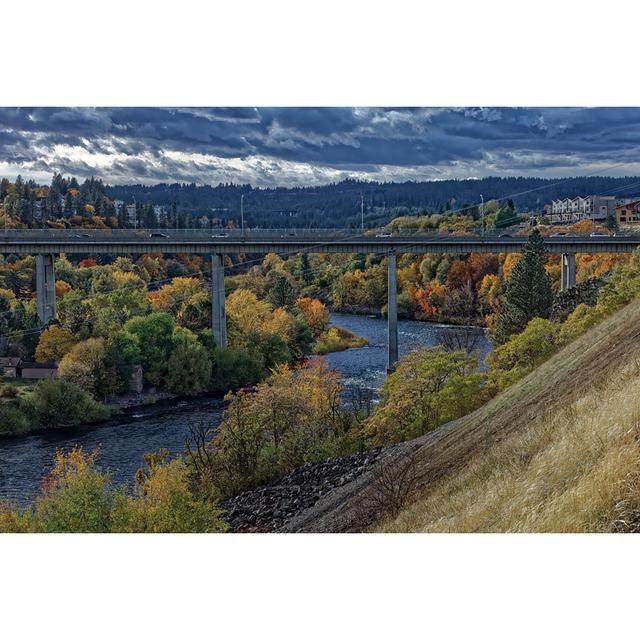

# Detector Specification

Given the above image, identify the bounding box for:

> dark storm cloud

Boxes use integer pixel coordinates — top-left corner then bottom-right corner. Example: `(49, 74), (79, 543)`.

(1, 107), (640, 185)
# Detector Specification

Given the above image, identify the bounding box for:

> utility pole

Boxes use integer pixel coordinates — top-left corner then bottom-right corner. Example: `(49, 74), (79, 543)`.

(240, 193), (245, 237)
(360, 193), (364, 231)
(480, 194), (485, 236)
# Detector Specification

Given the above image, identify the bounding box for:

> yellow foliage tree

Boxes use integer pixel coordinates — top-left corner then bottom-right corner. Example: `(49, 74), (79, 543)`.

(35, 326), (78, 363)
(296, 297), (330, 338)
(55, 280), (72, 298)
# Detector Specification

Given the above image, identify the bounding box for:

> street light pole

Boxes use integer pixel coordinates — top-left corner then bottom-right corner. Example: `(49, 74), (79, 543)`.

(480, 194), (485, 236)
(360, 193), (364, 231)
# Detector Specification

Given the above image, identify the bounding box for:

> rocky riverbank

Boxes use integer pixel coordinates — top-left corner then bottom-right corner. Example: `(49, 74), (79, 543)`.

(220, 448), (385, 532)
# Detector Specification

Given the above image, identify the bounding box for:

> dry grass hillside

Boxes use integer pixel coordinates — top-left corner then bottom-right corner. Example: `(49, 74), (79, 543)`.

(284, 300), (640, 533)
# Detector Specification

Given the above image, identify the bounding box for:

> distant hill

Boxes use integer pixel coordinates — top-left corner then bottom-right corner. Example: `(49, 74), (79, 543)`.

(106, 176), (640, 228)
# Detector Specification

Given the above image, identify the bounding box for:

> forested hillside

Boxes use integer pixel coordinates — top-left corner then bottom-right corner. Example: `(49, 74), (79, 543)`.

(4, 173), (640, 230)
(106, 176), (640, 228)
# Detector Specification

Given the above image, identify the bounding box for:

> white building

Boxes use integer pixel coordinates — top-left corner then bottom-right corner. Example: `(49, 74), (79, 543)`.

(549, 195), (616, 224)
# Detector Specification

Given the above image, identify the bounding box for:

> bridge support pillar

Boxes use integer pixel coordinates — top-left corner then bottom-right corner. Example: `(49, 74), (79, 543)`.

(387, 252), (398, 373)
(560, 253), (576, 292)
(36, 254), (56, 325)
(211, 254), (227, 349)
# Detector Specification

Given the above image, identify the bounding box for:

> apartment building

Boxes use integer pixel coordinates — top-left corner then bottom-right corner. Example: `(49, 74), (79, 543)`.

(616, 200), (640, 225)
(549, 195), (617, 223)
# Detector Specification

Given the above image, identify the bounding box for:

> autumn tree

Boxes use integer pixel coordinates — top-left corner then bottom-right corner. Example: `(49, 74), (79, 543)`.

(35, 326), (77, 363)
(296, 297), (330, 338)
(366, 347), (486, 445)
(58, 337), (108, 397)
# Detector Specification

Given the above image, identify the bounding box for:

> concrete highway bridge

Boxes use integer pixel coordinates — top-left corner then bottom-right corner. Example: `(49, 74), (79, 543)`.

(2, 228), (638, 370)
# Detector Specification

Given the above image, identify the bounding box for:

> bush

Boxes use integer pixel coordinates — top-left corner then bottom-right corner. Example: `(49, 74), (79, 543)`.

(27, 379), (110, 428)
(0, 448), (227, 533)
(0, 384), (19, 398)
(315, 326), (368, 355)
(557, 304), (605, 346)
(210, 347), (264, 393)
(366, 348), (487, 445)
(193, 361), (356, 499)
(488, 318), (560, 390)
(0, 404), (30, 435)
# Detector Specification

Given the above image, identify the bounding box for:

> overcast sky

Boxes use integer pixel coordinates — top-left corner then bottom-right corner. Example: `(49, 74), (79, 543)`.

(2, 107), (640, 187)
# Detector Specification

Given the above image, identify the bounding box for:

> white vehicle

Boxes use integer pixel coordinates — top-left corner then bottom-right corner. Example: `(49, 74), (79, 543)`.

(589, 232), (609, 237)
(211, 232), (229, 238)
(375, 232), (393, 238)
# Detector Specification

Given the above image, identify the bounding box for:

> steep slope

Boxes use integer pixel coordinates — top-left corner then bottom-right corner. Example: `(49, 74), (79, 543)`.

(282, 300), (640, 533)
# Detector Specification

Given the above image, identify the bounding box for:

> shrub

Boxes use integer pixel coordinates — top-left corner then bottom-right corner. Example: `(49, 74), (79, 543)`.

(0, 384), (19, 398)
(195, 361), (354, 499)
(488, 318), (561, 390)
(557, 304), (605, 346)
(0, 404), (30, 435)
(0, 448), (227, 533)
(111, 451), (227, 533)
(366, 348), (487, 445)
(210, 347), (264, 393)
(27, 379), (110, 427)
(315, 326), (368, 355)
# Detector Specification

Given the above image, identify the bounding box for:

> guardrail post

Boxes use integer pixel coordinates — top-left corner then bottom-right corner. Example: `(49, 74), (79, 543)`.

(387, 252), (398, 373)
(36, 254), (56, 325)
(211, 253), (227, 349)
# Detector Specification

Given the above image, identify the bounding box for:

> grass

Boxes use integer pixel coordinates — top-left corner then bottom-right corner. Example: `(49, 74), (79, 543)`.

(0, 378), (36, 404)
(372, 300), (640, 533)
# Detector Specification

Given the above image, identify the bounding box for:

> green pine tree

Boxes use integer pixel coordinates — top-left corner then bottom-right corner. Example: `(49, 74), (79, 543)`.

(493, 229), (553, 344)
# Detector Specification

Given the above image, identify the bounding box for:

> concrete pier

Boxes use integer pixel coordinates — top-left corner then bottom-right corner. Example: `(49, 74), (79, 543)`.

(560, 253), (576, 292)
(387, 252), (398, 372)
(35, 254), (56, 325)
(211, 253), (227, 349)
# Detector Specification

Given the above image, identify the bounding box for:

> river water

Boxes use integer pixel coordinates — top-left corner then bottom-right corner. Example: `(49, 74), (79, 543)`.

(0, 313), (491, 505)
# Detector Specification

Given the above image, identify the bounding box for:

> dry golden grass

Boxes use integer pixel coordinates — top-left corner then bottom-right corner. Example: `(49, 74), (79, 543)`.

(374, 301), (640, 533)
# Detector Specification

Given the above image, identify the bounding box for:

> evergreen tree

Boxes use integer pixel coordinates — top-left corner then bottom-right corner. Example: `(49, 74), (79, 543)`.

(298, 252), (313, 286)
(493, 229), (553, 344)
(605, 215), (618, 232)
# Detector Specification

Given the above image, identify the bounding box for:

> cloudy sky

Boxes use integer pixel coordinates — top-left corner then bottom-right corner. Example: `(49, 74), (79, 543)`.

(1, 107), (640, 187)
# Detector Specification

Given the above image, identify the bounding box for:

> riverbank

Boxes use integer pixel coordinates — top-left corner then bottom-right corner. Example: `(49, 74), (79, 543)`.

(329, 304), (487, 328)
(0, 313), (493, 504)
(0, 320), (369, 439)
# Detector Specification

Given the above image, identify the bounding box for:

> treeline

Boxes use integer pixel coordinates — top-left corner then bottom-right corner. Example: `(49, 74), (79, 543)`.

(5, 173), (640, 230)
(105, 175), (640, 228)
(274, 215), (621, 326)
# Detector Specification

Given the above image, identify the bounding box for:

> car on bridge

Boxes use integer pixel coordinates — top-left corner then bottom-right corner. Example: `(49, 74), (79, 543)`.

(212, 232), (229, 238)
(149, 232), (170, 238)
(590, 232), (609, 237)
(375, 232), (393, 238)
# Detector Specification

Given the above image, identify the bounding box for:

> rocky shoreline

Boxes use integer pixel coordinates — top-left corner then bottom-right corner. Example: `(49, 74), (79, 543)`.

(220, 448), (385, 532)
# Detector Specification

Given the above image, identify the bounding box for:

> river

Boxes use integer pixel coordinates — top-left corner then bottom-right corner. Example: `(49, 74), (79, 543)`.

(0, 313), (491, 505)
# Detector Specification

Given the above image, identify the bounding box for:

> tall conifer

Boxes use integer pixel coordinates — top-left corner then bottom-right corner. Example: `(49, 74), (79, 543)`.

(494, 229), (553, 344)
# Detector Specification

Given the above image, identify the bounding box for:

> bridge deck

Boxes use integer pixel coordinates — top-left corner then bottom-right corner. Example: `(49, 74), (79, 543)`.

(1, 230), (638, 255)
